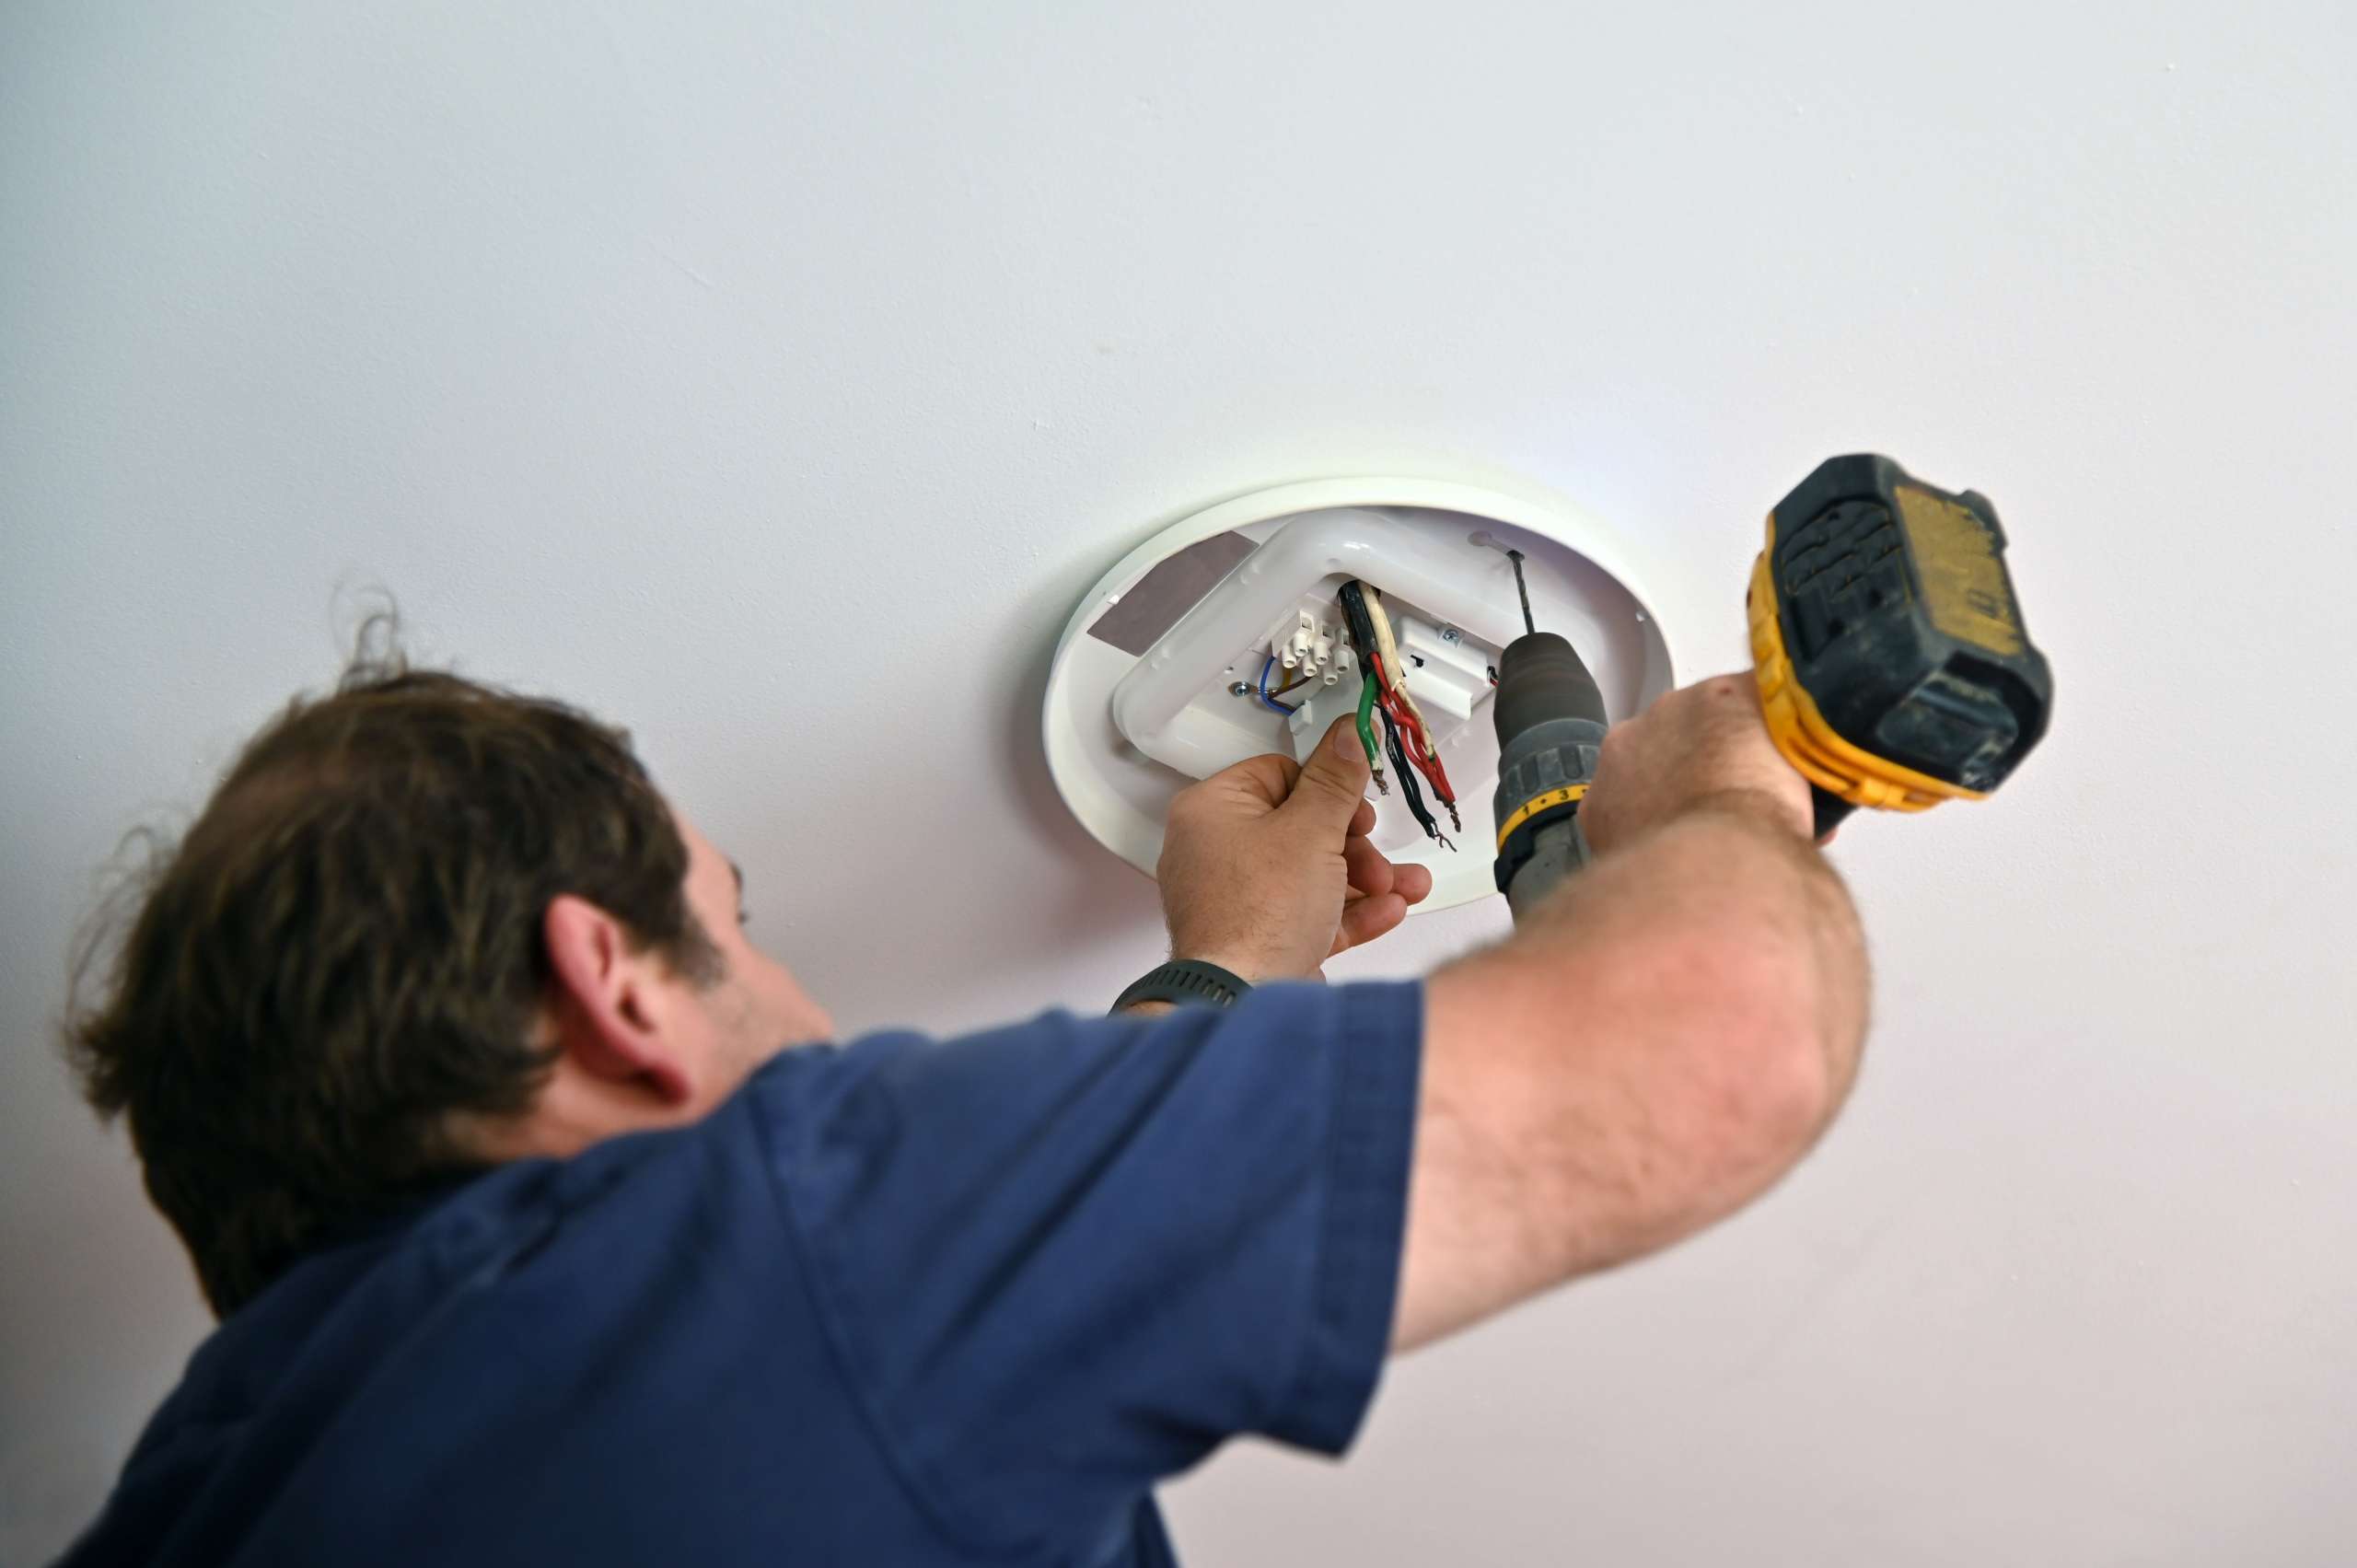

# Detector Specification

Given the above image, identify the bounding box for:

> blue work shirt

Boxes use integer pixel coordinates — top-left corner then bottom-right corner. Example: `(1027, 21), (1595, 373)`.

(62, 981), (1422, 1566)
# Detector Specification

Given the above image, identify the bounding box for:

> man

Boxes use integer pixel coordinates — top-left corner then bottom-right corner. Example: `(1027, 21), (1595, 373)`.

(60, 647), (1865, 1566)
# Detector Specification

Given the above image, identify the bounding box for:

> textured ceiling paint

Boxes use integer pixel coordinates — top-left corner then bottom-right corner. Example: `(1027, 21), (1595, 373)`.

(4, 2), (2353, 1561)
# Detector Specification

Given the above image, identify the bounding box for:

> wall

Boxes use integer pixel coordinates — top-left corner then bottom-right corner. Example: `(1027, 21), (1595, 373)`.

(4, 2), (2352, 1561)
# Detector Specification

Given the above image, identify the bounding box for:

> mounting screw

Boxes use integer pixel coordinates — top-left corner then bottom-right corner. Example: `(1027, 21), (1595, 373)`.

(1437, 624), (1462, 645)
(1228, 681), (1253, 697)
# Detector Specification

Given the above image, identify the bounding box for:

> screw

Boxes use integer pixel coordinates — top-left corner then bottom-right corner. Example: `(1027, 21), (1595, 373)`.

(1228, 681), (1253, 697)
(1438, 625), (1462, 645)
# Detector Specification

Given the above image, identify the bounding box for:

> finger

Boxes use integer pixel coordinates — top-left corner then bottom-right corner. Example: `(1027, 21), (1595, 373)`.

(1347, 798), (1377, 839)
(1186, 750), (1302, 814)
(1330, 890), (1409, 954)
(1342, 833), (1396, 899)
(1392, 861), (1435, 905)
(1278, 715), (1374, 832)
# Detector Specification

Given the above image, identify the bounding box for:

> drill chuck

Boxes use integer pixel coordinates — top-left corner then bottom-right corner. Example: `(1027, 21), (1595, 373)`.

(1492, 632), (1607, 737)
(1491, 633), (1608, 920)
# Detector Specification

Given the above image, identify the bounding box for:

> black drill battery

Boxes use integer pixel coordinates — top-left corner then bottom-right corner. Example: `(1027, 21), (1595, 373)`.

(1752, 454), (2053, 831)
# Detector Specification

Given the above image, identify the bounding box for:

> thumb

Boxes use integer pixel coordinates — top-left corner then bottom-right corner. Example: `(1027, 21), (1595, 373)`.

(1282, 714), (1373, 829)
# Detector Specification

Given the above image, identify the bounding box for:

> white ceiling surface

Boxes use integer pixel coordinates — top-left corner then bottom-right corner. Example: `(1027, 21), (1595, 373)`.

(4, 1), (2351, 1561)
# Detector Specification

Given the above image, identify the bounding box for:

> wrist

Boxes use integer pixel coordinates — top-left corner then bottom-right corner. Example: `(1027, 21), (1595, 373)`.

(1110, 958), (1257, 1016)
(1680, 784), (1814, 845)
(1121, 952), (1272, 1014)
(1650, 778), (1810, 848)
(1167, 949), (1269, 987)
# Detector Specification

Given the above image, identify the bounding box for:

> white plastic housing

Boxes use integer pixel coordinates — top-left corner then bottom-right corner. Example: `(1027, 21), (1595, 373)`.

(1110, 507), (1535, 780)
(1043, 478), (1683, 914)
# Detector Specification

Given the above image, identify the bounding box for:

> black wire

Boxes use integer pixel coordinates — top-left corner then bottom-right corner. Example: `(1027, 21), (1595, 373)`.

(1336, 580), (1378, 659)
(1379, 703), (1439, 842)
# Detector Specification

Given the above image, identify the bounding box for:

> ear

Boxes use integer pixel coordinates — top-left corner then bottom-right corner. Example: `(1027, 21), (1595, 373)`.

(540, 894), (695, 1106)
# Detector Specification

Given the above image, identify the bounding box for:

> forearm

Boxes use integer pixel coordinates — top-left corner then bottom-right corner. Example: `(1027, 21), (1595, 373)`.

(1408, 796), (1865, 1336)
(1519, 791), (1867, 1118)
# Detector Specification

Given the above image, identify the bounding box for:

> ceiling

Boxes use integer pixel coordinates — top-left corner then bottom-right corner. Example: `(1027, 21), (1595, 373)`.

(5, 1), (2352, 1561)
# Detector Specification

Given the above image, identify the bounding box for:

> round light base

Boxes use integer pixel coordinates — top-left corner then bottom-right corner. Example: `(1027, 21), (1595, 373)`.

(1042, 477), (1682, 914)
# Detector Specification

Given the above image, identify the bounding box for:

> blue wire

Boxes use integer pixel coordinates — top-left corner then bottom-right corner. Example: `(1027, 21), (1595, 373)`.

(1257, 654), (1300, 714)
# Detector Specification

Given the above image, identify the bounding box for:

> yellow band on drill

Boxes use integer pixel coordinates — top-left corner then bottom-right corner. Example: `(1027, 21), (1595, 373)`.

(1494, 784), (1587, 852)
(1747, 515), (1989, 813)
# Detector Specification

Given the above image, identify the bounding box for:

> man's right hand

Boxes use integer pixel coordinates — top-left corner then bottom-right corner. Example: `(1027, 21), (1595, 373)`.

(1578, 672), (1813, 857)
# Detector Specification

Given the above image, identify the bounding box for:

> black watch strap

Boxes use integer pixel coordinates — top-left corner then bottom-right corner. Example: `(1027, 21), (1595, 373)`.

(1110, 959), (1252, 1014)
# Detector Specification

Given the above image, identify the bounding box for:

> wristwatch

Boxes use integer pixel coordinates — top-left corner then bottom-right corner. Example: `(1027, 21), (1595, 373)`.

(1109, 959), (1252, 1015)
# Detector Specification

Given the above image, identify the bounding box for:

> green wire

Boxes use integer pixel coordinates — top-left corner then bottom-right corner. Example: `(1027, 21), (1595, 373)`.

(1355, 669), (1386, 786)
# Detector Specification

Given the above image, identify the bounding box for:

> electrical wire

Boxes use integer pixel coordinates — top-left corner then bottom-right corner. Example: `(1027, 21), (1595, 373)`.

(1363, 588), (1444, 760)
(1367, 654), (1416, 737)
(1363, 590), (1435, 741)
(1341, 578), (1458, 837)
(1364, 586), (1411, 705)
(1363, 587), (1428, 746)
(1342, 583), (1403, 723)
(1354, 669), (1387, 793)
(1336, 583), (1387, 774)
(1337, 584), (1394, 781)
(1368, 649), (1461, 823)
(1337, 580), (1379, 660)
(1256, 655), (1300, 715)
(1378, 703), (1447, 848)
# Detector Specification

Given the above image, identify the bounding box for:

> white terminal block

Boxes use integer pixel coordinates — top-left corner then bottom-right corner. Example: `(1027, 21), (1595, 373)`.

(1267, 610), (1323, 679)
(1260, 606), (1353, 689)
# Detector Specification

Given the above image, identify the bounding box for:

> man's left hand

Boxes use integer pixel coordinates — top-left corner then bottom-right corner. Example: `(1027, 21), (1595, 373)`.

(1154, 715), (1435, 985)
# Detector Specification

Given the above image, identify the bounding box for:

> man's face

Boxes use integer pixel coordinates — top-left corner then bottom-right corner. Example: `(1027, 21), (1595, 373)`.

(672, 811), (833, 1086)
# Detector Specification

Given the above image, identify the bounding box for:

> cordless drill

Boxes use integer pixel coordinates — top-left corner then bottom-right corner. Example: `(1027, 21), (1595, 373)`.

(1491, 454), (2054, 919)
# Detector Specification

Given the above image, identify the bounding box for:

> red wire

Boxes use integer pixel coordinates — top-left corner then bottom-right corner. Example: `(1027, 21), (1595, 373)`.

(1402, 714), (1456, 802)
(1369, 654), (1456, 804)
(1369, 656), (1427, 751)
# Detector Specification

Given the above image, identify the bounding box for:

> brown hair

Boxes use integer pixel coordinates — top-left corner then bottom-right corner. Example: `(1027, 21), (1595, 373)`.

(66, 644), (720, 1316)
